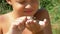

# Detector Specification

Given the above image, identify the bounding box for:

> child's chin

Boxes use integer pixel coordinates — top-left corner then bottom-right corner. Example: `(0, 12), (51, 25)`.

(24, 14), (34, 16)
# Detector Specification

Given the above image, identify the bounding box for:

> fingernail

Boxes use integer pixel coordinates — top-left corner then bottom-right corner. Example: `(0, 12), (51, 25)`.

(26, 19), (32, 24)
(16, 16), (26, 20)
(26, 20), (29, 24)
(39, 21), (45, 26)
(33, 20), (36, 22)
(21, 16), (26, 20)
(44, 19), (47, 22)
(27, 16), (32, 20)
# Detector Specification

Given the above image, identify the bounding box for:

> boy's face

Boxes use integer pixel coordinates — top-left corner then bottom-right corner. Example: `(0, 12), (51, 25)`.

(7, 0), (39, 16)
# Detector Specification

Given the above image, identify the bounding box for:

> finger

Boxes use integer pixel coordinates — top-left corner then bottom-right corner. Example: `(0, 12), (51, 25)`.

(26, 20), (38, 33)
(39, 19), (46, 25)
(18, 23), (25, 31)
(39, 19), (47, 29)
(43, 19), (48, 27)
(12, 16), (27, 25)
(26, 19), (33, 30)
(26, 16), (34, 27)
(11, 16), (27, 31)
(27, 16), (33, 20)
(18, 16), (27, 26)
(17, 16), (27, 30)
(33, 20), (41, 32)
(26, 19), (39, 29)
(28, 20), (36, 29)
(26, 20), (41, 33)
(33, 20), (41, 28)
(18, 18), (27, 29)
(44, 19), (47, 23)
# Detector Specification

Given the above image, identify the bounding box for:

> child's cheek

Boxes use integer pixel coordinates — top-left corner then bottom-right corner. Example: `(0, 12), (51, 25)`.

(13, 3), (24, 11)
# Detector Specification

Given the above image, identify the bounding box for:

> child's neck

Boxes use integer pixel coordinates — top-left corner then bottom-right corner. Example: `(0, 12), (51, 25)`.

(9, 11), (22, 20)
(8, 11), (34, 20)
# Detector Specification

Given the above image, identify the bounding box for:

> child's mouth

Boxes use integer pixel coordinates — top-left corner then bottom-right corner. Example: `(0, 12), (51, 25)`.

(24, 9), (33, 14)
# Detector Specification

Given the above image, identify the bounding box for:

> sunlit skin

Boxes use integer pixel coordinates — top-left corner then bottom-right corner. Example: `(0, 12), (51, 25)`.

(0, 0), (52, 34)
(8, 0), (39, 19)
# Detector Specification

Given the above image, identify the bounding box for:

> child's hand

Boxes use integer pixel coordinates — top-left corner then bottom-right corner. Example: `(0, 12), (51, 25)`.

(6, 16), (27, 34)
(26, 17), (47, 34)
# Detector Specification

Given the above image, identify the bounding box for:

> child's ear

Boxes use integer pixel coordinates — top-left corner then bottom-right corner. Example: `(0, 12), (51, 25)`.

(6, 0), (12, 5)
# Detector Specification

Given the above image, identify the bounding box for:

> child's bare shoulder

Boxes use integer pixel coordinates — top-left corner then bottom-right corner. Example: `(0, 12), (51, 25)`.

(0, 14), (8, 23)
(0, 14), (10, 34)
(0, 15), (5, 34)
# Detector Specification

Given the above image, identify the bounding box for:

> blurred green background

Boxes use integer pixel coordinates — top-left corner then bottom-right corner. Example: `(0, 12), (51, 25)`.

(0, 0), (60, 34)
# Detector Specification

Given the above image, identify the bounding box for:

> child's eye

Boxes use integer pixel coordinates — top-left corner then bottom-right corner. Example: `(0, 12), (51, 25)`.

(17, 1), (26, 4)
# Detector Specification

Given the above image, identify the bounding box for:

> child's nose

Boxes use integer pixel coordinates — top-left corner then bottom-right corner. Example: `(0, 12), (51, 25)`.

(25, 4), (32, 9)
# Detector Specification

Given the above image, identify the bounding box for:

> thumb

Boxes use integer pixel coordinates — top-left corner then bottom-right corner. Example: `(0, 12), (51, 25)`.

(39, 19), (47, 29)
(11, 16), (27, 25)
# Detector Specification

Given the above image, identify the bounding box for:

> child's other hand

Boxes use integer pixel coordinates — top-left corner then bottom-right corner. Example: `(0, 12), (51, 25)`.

(26, 17), (47, 34)
(6, 16), (27, 34)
